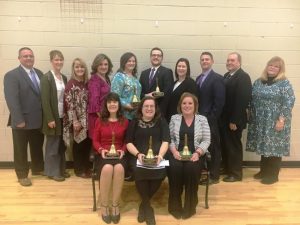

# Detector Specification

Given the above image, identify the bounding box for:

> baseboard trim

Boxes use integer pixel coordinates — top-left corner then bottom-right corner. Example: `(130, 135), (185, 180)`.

(0, 161), (299, 169)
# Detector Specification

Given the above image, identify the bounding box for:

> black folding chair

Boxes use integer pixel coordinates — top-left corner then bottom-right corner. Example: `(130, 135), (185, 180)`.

(201, 151), (211, 209)
(91, 152), (100, 211)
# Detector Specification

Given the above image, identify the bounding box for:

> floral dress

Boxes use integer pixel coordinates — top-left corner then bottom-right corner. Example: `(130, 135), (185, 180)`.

(246, 79), (295, 157)
(111, 72), (141, 120)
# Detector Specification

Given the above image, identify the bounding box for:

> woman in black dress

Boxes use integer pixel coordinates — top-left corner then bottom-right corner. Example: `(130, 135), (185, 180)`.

(126, 96), (170, 225)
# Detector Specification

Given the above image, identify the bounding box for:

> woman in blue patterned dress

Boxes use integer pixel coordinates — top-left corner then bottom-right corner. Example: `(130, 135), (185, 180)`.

(246, 56), (295, 184)
(111, 52), (141, 120)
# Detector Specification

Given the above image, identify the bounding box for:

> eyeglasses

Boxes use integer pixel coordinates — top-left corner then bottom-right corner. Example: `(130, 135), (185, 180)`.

(143, 105), (155, 109)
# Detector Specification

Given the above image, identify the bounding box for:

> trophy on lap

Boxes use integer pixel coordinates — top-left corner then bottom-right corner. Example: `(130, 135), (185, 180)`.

(106, 132), (120, 159)
(131, 86), (140, 108)
(180, 133), (192, 160)
(143, 136), (157, 166)
(152, 77), (164, 98)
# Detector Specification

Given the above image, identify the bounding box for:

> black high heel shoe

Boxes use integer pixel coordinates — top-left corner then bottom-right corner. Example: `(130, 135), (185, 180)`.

(101, 205), (111, 224)
(111, 204), (120, 224)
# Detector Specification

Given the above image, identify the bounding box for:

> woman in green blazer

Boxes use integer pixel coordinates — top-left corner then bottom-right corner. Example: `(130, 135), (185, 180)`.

(41, 50), (69, 181)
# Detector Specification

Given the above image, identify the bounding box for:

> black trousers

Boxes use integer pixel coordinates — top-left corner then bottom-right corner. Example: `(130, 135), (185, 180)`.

(135, 179), (163, 212)
(167, 155), (202, 218)
(220, 125), (243, 179)
(12, 129), (44, 179)
(207, 118), (221, 180)
(73, 137), (91, 175)
(260, 155), (282, 181)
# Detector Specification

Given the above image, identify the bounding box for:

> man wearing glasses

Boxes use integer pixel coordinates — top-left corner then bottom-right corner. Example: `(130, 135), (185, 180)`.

(139, 47), (173, 112)
(4, 47), (44, 186)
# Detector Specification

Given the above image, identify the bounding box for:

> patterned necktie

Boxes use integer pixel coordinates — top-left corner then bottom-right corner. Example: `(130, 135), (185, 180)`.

(197, 74), (205, 88)
(30, 69), (40, 92)
(149, 67), (156, 86)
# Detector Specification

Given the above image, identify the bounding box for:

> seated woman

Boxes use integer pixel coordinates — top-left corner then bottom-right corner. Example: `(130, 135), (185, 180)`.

(168, 92), (210, 219)
(93, 92), (129, 224)
(126, 96), (170, 225)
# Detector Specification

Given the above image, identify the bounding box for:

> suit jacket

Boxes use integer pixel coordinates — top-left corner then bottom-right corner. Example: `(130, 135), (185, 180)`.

(139, 65), (173, 108)
(162, 77), (198, 123)
(4, 65), (43, 129)
(196, 70), (225, 122)
(41, 71), (67, 135)
(221, 68), (252, 129)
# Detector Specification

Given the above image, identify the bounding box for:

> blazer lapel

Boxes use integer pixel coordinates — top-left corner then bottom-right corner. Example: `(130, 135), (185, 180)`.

(19, 66), (40, 95)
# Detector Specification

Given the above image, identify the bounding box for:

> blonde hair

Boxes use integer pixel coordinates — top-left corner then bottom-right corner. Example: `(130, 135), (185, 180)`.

(71, 58), (89, 83)
(177, 92), (199, 115)
(261, 56), (286, 81)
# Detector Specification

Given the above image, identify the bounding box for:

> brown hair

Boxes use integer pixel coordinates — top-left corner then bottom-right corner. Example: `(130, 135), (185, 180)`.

(136, 96), (161, 122)
(175, 58), (190, 80)
(49, 50), (64, 60)
(118, 52), (138, 77)
(100, 92), (124, 123)
(91, 53), (113, 84)
(177, 92), (199, 114)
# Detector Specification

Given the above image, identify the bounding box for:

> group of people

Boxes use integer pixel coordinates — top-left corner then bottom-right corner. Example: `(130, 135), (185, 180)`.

(4, 46), (295, 225)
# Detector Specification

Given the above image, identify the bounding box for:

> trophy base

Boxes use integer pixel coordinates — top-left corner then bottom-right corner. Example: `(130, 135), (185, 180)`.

(131, 102), (140, 108)
(105, 153), (120, 159)
(143, 158), (157, 166)
(180, 152), (192, 161)
(152, 92), (164, 98)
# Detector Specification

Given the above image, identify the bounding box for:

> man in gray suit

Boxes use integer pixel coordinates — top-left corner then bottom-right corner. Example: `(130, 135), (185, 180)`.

(4, 47), (44, 186)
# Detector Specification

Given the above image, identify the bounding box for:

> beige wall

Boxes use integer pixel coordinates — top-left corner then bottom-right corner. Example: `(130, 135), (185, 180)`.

(1, 0), (299, 162)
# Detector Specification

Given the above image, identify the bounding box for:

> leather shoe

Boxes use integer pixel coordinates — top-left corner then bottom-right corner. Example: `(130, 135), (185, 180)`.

(18, 178), (32, 186)
(199, 178), (219, 185)
(137, 203), (145, 223)
(253, 171), (263, 179)
(261, 177), (278, 185)
(223, 176), (242, 182)
(76, 172), (91, 179)
(48, 176), (65, 182)
(63, 171), (71, 178)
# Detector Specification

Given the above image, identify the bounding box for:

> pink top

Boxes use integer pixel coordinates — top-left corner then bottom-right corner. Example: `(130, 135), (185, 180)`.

(88, 74), (110, 139)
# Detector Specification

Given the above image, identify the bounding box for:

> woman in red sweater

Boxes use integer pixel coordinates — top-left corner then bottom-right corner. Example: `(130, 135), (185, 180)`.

(93, 92), (129, 224)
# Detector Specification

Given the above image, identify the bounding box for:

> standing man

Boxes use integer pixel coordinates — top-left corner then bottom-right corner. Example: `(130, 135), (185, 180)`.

(196, 52), (225, 184)
(4, 47), (44, 186)
(139, 47), (173, 111)
(220, 52), (252, 182)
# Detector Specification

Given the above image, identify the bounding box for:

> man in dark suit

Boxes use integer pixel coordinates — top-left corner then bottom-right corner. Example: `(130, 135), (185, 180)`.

(220, 52), (252, 182)
(139, 47), (173, 111)
(196, 52), (225, 184)
(4, 47), (44, 186)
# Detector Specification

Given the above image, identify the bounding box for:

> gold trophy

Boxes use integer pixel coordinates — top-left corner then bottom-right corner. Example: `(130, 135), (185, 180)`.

(106, 132), (120, 159)
(143, 136), (157, 166)
(131, 86), (140, 108)
(180, 134), (192, 160)
(152, 77), (164, 98)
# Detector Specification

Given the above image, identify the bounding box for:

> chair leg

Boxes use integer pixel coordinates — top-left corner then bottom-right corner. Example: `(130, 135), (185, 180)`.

(92, 160), (97, 211)
(205, 171), (209, 209)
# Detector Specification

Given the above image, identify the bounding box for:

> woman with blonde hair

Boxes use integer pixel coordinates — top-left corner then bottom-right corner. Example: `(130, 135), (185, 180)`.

(246, 56), (295, 184)
(63, 58), (91, 178)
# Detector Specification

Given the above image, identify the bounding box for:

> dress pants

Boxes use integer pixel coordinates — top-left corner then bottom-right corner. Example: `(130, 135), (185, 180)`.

(220, 125), (243, 179)
(167, 155), (201, 218)
(73, 137), (91, 175)
(207, 118), (221, 180)
(44, 134), (66, 177)
(12, 129), (44, 179)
